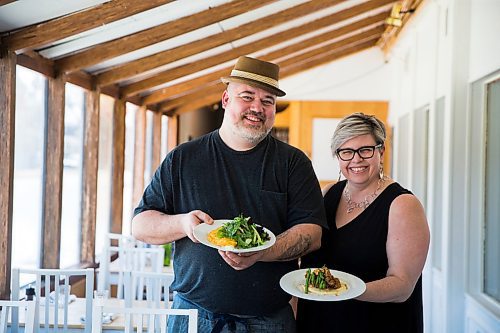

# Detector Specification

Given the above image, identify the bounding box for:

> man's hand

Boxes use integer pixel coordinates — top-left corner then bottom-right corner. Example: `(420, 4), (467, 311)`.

(182, 210), (213, 242)
(218, 250), (264, 270)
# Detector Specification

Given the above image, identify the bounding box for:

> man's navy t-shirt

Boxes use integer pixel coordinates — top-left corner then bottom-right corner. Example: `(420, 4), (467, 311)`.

(134, 130), (326, 315)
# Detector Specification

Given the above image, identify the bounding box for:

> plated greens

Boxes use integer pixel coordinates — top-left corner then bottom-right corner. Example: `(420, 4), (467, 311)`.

(216, 214), (271, 249)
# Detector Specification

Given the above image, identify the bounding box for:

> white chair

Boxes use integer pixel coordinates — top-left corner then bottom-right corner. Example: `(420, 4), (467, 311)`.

(97, 232), (149, 295)
(115, 247), (165, 299)
(92, 298), (198, 333)
(0, 300), (36, 333)
(11, 267), (94, 333)
(124, 271), (175, 309)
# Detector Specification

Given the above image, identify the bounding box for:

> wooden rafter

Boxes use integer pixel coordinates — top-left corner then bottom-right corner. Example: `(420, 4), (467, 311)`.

(378, 0), (422, 52)
(141, 21), (386, 107)
(120, 3), (393, 97)
(139, 2), (393, 105)
(54, 0), (276, 73)
(164, 34), (380, 117)
(159, 83), (225, 113)
(1, 0), (175, 53)
(96, 0), (345, 87)
(0, 48), (16, 299)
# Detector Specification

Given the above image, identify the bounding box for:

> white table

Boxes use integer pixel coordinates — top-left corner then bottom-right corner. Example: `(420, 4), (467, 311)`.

(13, 297), (171, 332)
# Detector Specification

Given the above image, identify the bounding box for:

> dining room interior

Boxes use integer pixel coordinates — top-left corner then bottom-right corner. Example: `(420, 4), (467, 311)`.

(0, 0), (499, 332)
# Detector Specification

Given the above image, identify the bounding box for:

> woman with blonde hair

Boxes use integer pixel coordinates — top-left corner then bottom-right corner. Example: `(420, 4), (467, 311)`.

(297, 112), (430, 332)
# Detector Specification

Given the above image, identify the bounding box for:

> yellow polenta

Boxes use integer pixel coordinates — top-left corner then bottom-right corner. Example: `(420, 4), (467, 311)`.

(207, 227), (237, 247)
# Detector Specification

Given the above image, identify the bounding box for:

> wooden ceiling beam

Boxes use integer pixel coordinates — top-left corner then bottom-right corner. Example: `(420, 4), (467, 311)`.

(122, 0), (388, 96)
(2, 0), (174, 53)
(173, 92), (223, 116)
(96, 0), (345, 86)
(378, 0), (422, 52)
(138, 13), (388, 105)
(55, 0), (276, 73)
(0, 0), (16, 6)
(163, 36), (379, 117)
(159, 83), (225, 113)
(280, 40), (379, 78)
(142, 68), (227, 106)
(268, 26), (385, 66)
(15, 52), (145, 106)
(166, 42), (377, 117)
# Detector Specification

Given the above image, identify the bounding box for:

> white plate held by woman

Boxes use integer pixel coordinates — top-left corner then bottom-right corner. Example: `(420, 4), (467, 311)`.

(280, 268), (366, 301)
(193, 219), (276, 253)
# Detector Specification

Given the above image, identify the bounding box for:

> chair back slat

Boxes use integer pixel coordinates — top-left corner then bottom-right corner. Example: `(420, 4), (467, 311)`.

(125, 271), (174, 309)
(116, 247), (165, 299)
(11, 268), (94, 333)
(92, 301), (198, 333)
(97, 233), (153, 297)
(0, 300), (36, 333)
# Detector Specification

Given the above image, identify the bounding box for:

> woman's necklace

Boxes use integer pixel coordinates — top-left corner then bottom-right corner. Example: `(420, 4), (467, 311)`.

(343, 177), (386, 214)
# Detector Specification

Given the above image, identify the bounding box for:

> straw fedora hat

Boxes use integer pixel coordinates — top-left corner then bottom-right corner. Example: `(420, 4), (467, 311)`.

(221, 56), (286, 97)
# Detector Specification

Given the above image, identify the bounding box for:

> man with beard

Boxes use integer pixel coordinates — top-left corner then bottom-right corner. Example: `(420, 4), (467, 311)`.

(132, 56), (326, 333)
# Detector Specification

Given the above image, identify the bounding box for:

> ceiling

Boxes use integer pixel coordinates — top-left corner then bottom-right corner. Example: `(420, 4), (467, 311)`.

(0, 0), (421, 115)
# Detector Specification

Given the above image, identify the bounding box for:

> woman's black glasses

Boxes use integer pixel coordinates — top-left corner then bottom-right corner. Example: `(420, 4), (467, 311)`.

(336, 144), (382, 161)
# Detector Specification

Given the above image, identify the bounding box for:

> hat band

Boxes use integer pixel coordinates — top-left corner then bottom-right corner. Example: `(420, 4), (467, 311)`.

(230, 69), (279, 89)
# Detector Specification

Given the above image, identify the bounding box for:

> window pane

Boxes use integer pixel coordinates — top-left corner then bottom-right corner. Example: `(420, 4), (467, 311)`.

(60, 83), (84, 268)
(144, 110), (154, 185)
(95, 95), (114, 257)
(161, 115), (169, 161)
(122, 103), (137, 236)
(12, 66), (45, 269)
(484, 78), (500, 302)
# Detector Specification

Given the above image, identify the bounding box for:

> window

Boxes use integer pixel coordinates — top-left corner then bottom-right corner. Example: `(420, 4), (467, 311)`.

(144, 110), (154, 185)
(161, 115), (169, 161)
(95, 95), (114, 257)
(122, 103), (137, 236)
(12, 66), (46, 269)
(60, 83), (85, 268)
(469, 72), (500, 311)
(484, 78), (500, 302)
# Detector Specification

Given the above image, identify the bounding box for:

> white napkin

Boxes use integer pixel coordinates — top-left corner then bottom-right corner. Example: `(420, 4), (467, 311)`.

(80, 313), (115, 324)
(48, 291), (77, 308)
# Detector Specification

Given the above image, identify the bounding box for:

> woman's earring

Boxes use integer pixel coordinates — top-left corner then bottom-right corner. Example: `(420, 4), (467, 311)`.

(338, 170), (342, 182)
(379, 164), (384, 179)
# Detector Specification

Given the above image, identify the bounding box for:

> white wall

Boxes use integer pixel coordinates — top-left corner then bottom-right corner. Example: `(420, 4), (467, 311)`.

(384, 0), (500, 332)
(469, 0), (500, 82)
(277, 0), (500, 332)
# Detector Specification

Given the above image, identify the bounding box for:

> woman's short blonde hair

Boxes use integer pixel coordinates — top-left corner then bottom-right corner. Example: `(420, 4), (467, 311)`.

(331, 113), (386, 154)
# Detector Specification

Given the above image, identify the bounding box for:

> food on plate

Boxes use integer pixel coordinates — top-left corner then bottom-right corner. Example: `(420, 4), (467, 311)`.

(301, 266), (348, 296)
(207, 228), (237, 247)
(207, 214), (270, 249)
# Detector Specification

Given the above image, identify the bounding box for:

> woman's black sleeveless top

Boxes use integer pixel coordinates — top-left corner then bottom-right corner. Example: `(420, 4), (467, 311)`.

(297, 181), (424, 333)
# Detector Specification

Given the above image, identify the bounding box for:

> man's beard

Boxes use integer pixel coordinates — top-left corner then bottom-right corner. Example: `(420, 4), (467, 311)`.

(233, 111), (272, 144)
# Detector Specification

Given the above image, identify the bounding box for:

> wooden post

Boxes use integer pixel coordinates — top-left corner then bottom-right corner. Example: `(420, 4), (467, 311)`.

(110, 99), (126, 235)
(132, 106), (147, 209)
(0, 48), (16, 299)
(81, 89), (100, 264)
(41, 74), (66, 268)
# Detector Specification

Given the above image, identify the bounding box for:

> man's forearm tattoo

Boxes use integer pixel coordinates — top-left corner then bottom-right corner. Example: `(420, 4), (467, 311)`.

(276, 230), (313, 261)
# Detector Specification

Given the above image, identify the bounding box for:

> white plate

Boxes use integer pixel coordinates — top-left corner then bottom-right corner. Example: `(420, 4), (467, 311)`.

(280, 268), (366, 301)
(193, 219), (276, 253)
